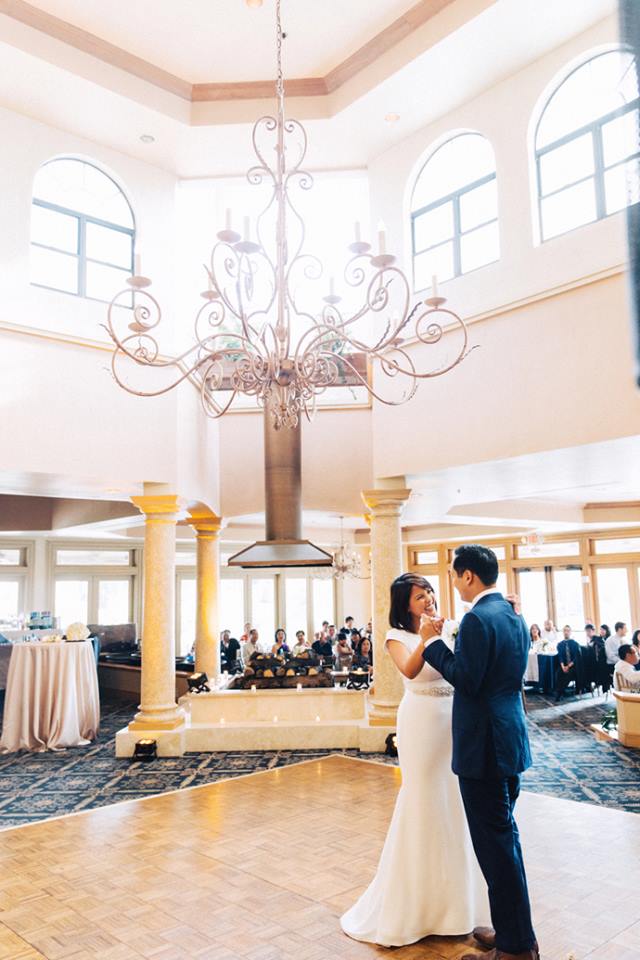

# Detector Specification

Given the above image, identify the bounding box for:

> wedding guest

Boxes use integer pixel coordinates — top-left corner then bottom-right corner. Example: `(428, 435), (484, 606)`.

(240, 621), (252, 644)
(529, 623), (542, 649)
(554, 625), (582, 701)
(272, 628), (290, 657)
(614, 644), (640, 689)
(220, 630), (241, 672)
(344, 615), (357, 636)
(312, 632), (333, 659)
(605, 622), (626, 666)
(585, 623), (610, 692)
(631, 629), (640, 669)
(242, 628), (261, 664)
(541, 619), (558, 648)
(353, 636), (373, 672)
(326, 624), (338, 645)
(291, 630), (308, 656)
(334, 633), (354, 671)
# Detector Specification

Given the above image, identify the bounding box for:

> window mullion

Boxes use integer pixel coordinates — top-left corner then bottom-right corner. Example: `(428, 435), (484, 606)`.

(453, 194), (462, 278)
(592, 125), (607, 221)
(78, 214), (87, 298)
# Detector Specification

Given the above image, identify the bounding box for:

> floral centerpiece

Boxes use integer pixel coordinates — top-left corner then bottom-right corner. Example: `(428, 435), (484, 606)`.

(65, 622), (90, 642)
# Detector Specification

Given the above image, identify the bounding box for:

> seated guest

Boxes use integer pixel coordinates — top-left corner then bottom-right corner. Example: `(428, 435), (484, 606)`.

(555, 625), (582, 701)
(220, 629), (241, 672)
(334, 633), (354, 671)
(272, 628), (290, 657)
(291, 630), (309, 656)
(312, 632), (333, 660)
(242, 628), (262, 664)
(353, 636), (373, 672)
(529, 623), (543, 649)
(614, 644), (640, 690)
(605, 622), (626, 683)
(585, 622), (610, 692)
(631, 629), (640, 669)
(350, 629), (363, 654)
(240, 621), (253, 645)
(326, 624), (338, 646)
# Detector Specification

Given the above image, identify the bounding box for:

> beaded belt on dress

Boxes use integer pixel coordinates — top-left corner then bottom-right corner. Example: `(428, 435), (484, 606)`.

(408, 685), (454, 697)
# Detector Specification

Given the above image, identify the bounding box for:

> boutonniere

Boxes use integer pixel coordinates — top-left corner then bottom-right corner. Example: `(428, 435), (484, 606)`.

(450, 621), (460, 640)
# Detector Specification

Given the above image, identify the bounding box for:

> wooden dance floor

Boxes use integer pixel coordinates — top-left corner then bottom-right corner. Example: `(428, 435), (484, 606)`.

(0, 755), (639, 960)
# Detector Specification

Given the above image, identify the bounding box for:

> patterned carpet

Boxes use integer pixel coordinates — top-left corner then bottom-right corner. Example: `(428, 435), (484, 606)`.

(0, 692), (636, 829)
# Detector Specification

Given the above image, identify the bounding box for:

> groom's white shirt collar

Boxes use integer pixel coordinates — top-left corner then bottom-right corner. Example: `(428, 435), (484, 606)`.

(469, 587), (501, 610)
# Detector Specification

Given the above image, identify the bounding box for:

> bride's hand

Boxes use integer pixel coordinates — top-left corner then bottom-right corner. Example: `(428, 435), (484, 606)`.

(505, 593), (522, 615)
(420, 616), (444, 643)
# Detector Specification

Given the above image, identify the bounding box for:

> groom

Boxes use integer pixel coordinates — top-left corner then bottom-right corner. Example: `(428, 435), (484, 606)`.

(422, 544), (538, 960)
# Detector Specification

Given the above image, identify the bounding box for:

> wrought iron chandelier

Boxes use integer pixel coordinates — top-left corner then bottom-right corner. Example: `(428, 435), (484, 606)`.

(332, 517), (370, 581)
(105, 0), (472, 429)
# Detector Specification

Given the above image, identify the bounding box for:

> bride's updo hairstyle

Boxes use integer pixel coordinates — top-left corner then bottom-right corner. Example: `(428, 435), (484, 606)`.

(389, 572), (435, 631)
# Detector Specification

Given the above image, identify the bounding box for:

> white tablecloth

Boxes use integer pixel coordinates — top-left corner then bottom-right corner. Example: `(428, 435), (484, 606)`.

(0, 640), (100, 752)
(524, 650), (557, 683)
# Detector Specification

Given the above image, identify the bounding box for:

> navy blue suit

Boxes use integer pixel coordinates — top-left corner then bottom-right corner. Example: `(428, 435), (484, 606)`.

(423, 592), (536, 954)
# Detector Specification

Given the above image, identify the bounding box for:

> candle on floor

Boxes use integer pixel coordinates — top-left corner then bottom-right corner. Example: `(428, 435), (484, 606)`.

(251, 684), (257, 693)
(296, 683), (302, 692)
(315, 715), (320, 723)
(220, 718), (226, 726)
(273, 715), (278, 723)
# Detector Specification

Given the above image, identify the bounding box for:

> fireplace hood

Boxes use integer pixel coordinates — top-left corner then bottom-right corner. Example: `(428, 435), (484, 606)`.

(227, 405), (334, 569)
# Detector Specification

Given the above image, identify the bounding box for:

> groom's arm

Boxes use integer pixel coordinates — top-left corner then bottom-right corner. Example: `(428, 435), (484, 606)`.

(423, 612), (491, 696)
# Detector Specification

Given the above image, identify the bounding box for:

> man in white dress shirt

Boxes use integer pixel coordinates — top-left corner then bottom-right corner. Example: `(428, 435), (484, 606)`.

(605, 622), (627, 665)
(614, 644), (640, 689)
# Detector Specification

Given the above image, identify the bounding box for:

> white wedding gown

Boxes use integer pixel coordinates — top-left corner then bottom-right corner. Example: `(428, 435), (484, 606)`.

(340, 624), (490, 947)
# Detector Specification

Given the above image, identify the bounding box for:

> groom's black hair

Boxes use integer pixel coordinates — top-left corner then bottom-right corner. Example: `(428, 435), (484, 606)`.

(389, 572), (436, 630)
(452, 544), (498, 586)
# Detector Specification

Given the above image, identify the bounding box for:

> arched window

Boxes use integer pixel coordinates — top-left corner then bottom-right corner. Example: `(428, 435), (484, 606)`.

(535, 49), (640, 242)
(410, 133), (499, 291)
(31, 158), (135, 302)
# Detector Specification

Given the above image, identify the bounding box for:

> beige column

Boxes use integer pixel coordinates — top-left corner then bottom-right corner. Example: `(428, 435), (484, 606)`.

(129, 493), (184, 731)
(189, 510), (223, 680)
(361, 487), (411, 726)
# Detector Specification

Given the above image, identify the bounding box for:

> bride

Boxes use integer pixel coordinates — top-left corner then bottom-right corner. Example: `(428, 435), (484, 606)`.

(340, 572), (490, 947)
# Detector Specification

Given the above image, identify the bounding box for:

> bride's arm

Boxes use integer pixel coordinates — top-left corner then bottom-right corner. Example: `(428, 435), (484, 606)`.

(387, 639), (430, 680)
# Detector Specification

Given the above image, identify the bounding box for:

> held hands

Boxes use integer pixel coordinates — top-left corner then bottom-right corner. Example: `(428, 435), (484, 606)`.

(505, 593), (522, 615)
(420, 615), (445, 645)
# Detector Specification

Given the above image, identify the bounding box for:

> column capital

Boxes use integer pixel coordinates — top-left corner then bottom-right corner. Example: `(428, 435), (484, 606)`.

(187, 509), (224, 538)
(361, 488), (411, 517)
(132, 494), (182, 518)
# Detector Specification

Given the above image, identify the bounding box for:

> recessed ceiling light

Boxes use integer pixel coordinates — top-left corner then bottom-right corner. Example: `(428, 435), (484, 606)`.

(384, 113), (400, 124)
(140, 134), (155, 143)
(246, 0), (263, 7)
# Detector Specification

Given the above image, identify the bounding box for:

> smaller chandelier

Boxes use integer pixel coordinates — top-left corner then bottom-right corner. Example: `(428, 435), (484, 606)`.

(332, 517), (370, 580)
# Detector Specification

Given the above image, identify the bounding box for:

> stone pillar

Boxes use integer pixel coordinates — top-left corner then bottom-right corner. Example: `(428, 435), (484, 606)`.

(129, 493), (184, 731)
(189, 510), (223, 681)
(361, 488), (411, 726)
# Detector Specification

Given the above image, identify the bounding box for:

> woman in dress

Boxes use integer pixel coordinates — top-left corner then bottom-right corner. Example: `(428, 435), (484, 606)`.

(271, 628), (290, 657)
(340, 573), (489, 947)
(529, 623), (543, 649)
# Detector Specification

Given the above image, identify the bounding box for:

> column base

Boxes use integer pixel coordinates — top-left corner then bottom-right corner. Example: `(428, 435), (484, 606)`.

(116, 721), (187, 757)
(367, 699), (400, 726)
(129, 707), (185, 731)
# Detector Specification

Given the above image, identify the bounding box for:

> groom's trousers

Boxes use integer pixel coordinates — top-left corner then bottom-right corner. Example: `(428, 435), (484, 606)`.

(459, 774), (536, 955)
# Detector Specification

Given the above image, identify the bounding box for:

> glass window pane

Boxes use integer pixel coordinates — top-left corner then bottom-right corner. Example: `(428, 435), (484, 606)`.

(460, 220), (499, 273)
(31, 245), (78, 293)
(518, 570), (548, 629)
(413, 202), (454, 251)
(604, 157), (640, 215)
(285, 578), (307, 639)
(55, 579), (89, 630)
(602, 109), (640, 167)
(0, 581), (20, 621)
(175, 551), (197, 566)
(428, 574), (440, 609)
(0, 550), (22, 566)
(31, 205), (78, 253)
(518, 540), (579, 559)
(540, 179), (597, 240)
(220, 578), (244, 638)
(412, 134), (496, 210)
(85, 261), (131, 302)
(56, 549), (130, 566)
(537, 51), (638, 149)
(251, 578), (275, 648)
(596, 567), (631, 631)
(33, 159), (134, 228)
(86, 221), (133, 269)
(414, 241), (454, 291)
(179, 578), (196, 657)
(460, 178), (498, 232)
(539, 133), (594, 195)
(414, 550), (438, 565)
(594, 537), (640, 555)
(312, 577), (334, 630)
(98, 579), (130, 624)
(553, 569), (585, 644)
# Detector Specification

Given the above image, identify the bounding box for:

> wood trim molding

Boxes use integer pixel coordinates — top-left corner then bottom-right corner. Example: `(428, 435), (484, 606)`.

(0, 0), (456, 104)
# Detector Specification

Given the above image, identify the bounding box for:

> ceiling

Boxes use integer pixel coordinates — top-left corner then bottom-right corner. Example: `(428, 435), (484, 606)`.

(0, 0), (617, 175)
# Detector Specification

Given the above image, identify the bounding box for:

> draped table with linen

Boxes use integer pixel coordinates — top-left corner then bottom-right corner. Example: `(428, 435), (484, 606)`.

(524, 650), (558, 692)
(0, 640), (100, 752)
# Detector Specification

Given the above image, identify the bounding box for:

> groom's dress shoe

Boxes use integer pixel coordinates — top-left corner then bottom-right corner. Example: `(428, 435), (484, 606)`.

(472, 926), (496, 949)
(460, 948), (539, 960)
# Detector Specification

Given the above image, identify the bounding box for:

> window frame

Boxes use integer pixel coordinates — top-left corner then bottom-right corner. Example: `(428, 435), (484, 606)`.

(30, 159), (136, 305)
(535, 52), (640, 242)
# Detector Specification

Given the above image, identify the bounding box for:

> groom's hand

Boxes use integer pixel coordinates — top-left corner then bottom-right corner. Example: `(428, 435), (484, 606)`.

(420, 616), (444, 646)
